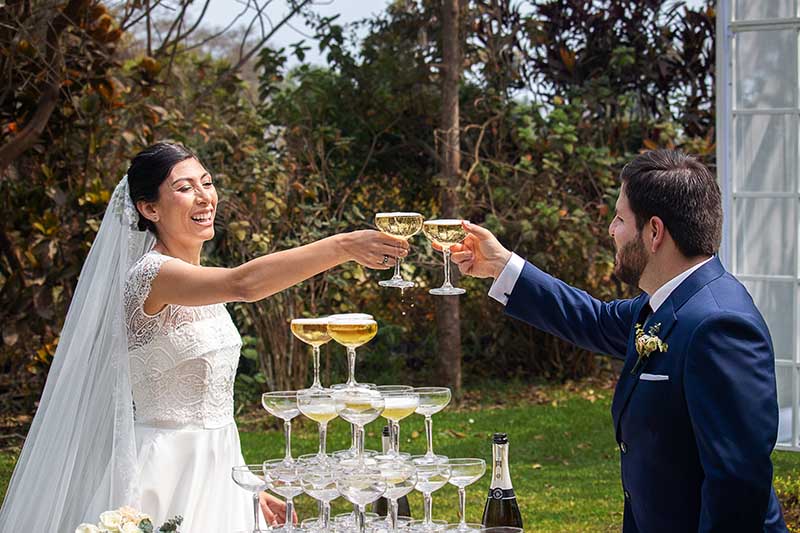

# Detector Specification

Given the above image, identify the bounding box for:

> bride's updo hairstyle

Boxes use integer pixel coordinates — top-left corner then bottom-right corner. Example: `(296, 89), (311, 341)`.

(128, 141), (201, 233)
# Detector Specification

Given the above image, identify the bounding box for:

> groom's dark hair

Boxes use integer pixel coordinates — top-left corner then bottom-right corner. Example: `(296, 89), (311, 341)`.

(620, 149), (722, 258)
(128, 141), (203, 234)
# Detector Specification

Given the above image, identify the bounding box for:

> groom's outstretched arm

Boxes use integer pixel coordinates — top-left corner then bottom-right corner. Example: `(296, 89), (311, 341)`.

(452, 222), (637, 359)
(504, 259), (637, 359)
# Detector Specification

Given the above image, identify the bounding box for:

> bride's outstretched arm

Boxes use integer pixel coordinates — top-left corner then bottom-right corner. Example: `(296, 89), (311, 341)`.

(146, 230), (408, 310)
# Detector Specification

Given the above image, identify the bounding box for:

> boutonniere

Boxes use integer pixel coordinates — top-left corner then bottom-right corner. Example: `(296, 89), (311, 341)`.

(631, 322), (668, 375)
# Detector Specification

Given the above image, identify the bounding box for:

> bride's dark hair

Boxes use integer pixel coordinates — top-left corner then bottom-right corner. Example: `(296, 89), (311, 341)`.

(127, 141), (203, 233)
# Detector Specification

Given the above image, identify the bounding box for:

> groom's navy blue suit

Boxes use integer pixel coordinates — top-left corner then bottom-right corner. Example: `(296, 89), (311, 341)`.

(504, 257), (786, 532)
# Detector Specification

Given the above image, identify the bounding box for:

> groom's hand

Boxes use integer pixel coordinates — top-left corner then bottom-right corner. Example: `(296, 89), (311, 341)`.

(450, 221), (512, 279)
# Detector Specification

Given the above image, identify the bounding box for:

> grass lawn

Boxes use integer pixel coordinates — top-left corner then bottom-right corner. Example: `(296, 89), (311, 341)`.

(2, 383), (799, 531)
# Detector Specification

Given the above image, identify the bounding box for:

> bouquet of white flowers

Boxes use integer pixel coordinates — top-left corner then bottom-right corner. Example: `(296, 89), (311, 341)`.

(75, 506), (183, 533)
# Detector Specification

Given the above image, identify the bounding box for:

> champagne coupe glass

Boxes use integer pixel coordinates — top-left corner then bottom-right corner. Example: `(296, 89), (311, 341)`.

(376, 385), (419, 459)
(327, 314), (378, 390)
(422, 219), (468, 295)
(336, 467), (387, 533)
(409, 461), (452, 533)
(377, 458), (417, 533)
(414, 387), (452, 464)
(445, 458), (487, 532)
(262, 391), (300, 465)
(333, 387), (385, 466)
(297, 388), (338, 465)
(231, 465), (270, 533)
(263, 459), (303, 533)
(300, 458), (340, 533)
(291, 317), (331, 390)
(375, 212), (424, 289)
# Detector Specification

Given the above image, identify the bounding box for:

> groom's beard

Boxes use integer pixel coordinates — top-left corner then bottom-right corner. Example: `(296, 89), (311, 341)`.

(615, 233), (648, 288)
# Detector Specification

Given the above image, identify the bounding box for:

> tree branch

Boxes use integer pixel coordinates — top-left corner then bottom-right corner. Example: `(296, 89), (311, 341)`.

(189, 0), (312, 109)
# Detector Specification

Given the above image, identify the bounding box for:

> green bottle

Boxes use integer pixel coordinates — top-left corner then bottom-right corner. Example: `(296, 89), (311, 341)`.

(481, 433), (523, 528)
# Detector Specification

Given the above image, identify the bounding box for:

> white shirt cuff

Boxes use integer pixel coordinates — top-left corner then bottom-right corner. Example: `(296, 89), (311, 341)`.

(488, 253), (525, 306)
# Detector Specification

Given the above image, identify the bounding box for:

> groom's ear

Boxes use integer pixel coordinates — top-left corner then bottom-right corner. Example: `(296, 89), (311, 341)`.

(136, 199), (160, 223)
(645, 216), (667, 253)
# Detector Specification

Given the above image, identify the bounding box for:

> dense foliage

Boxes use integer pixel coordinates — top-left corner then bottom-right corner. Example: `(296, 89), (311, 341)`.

(0, 0), (715, 411)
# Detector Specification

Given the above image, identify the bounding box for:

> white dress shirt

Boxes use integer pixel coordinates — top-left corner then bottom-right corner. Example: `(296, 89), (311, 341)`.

(488, 253), (714, 311)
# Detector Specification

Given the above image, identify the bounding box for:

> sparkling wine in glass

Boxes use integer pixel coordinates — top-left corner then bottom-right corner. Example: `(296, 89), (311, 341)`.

(263, 459), (304, 533)
(445, 458), (486, 532)
(297, 388), (338, 465)
(231, 465), (271, 533)
(291, 317), (331, 390)
(414, 387), (452, 464)
(334, 387), (385, 465)
(262, 391), (300, 465)
(423, 219), (468, 295)
(376, 385), (419, 459)
(375, 212), (424, 289)
(327, 314), (378, 389)
(409, 461), (452, 533)
(336, 468), (388, 533)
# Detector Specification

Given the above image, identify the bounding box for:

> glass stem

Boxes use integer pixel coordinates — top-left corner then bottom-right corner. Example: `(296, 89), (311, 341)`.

(425, 415), (434, 456)
(442, 248), (453, 288)
(285, 498), (295, 532)
(252, 492), (260, 533)
(392, 256), (403, 280)
(312, 345), (322, 389)
(346, 347), (357, 386)
(388, 420), (399, 455)
(318, 422), (328, 458)
(357, 504), (367, 533)
(350, 423), (357, 452)
(355, 424), (365, 464)
(423, 492), (433, 526)
(283, 420), (292, 463)
(458, 487), (467, 527)
(321, 501), (331, 531)
(389, 499), (399, 532)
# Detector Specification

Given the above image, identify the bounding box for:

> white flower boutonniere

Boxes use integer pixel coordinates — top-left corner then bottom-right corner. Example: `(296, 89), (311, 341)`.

(631, 322), (668, 375)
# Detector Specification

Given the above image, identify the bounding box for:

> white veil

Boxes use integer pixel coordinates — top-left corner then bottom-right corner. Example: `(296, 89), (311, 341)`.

(0, 176), (155, 530)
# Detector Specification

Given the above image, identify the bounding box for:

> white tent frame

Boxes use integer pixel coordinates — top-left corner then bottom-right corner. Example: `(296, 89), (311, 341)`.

(717, 0), (800, 451)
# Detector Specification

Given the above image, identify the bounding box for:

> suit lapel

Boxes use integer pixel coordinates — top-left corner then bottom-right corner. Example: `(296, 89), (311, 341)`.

(612, 298), (677, 439)
(610, 257), (727, 437)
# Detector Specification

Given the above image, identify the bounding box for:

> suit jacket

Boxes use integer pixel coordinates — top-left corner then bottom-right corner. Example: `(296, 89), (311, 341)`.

(504, 257), (786, 532)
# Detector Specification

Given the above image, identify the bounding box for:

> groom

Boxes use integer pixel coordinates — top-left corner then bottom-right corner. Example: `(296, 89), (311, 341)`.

(451, 150), (787, 532)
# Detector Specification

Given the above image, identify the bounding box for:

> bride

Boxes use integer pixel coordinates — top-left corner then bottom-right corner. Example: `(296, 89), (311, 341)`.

(0, 142), (408, 532)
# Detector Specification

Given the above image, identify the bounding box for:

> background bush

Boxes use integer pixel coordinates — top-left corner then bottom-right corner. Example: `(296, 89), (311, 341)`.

(0, 0), (715, 413)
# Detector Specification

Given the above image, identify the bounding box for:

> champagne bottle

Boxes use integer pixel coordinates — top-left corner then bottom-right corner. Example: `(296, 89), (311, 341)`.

(371, 426), (412, 517)
(481, 433), (523, 528)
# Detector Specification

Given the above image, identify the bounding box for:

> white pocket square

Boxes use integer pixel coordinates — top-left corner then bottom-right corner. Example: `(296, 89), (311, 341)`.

(640, 373), (669, 382)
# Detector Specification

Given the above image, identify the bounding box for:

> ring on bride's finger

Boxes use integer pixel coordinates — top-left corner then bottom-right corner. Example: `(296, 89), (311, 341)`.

(382, 254), (389, 265)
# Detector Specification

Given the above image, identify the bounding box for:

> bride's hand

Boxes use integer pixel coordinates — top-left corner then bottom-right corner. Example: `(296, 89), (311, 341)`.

(338, 230), (409, 270)
(260, 492), (298, 526)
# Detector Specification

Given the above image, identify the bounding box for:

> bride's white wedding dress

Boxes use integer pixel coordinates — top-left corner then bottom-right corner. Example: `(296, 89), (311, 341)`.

(125, 250), (260, 532)
(0, 177), (272, 531)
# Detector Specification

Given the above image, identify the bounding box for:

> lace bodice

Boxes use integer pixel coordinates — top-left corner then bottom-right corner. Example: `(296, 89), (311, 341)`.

(124, 251), (242, 429)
